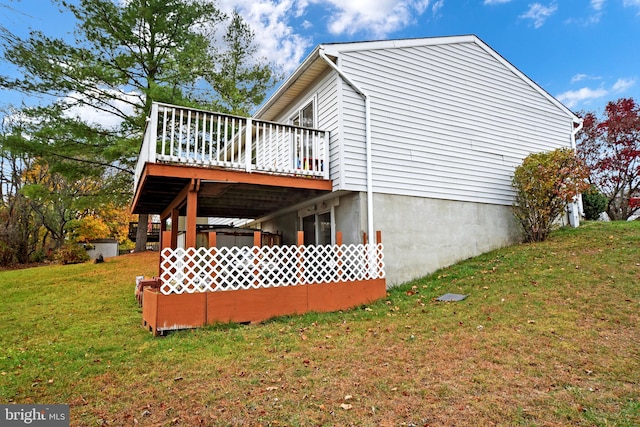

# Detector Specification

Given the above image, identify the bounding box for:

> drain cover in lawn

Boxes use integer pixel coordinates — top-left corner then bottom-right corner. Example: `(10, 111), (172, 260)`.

(436, 293), (468, 302)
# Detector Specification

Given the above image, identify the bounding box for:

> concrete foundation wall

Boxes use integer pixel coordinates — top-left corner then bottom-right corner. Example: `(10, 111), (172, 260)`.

(372, 193), (521, 286)
(334, 192), (365, 245)
(257, 192), (521, 287)
(260, 211), (299, 245)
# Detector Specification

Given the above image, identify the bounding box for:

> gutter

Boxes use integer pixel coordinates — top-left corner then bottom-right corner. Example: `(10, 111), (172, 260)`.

(318, 48), (375, 244)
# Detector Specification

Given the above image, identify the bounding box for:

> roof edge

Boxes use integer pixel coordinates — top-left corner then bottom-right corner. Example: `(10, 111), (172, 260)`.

(253, 45), (323, 119)
(471, 36), (580, 123)
(319, 34), (478, 55)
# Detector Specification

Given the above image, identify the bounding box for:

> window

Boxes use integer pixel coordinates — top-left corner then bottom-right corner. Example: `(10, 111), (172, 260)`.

(290, 99), (318, 171)
(301, 211), (332, 246)
(292, 101), (314, 128)
(298, 198), (339, 246)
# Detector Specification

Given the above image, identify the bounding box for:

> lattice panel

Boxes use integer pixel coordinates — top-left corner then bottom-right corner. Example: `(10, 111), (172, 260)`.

(159, 243), (385, 295)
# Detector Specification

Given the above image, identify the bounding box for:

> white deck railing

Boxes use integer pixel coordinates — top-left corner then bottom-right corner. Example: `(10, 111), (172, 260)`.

(159, 243), (385, 295)
(134, 102), (329, 190)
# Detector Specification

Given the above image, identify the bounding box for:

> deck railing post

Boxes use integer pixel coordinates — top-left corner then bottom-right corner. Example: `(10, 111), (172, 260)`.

(245, 117), (252, 172)
(322, 131), (329, 179)
(148, 103), (158, 164)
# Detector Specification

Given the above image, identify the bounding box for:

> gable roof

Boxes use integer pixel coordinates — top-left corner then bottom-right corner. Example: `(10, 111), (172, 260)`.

(254, 35), (579, 124)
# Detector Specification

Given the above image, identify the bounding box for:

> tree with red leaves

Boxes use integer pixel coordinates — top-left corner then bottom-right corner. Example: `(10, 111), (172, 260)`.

(576, 98), (640, 220)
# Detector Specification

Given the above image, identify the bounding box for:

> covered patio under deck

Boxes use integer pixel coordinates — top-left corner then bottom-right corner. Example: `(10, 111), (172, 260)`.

(132, 103), (387, 335)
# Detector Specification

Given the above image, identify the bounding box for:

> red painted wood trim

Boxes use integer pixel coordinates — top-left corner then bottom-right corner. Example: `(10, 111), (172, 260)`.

(144, 163), (332, 191)
(186, 185), (198, 248)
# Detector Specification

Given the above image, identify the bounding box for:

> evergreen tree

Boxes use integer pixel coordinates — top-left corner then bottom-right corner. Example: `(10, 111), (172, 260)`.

(1, 0), (278, 251)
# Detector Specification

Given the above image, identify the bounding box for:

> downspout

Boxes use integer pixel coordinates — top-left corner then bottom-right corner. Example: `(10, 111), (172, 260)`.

(318, 48), (375, 244)
(570, 118), (583, 150)
(569, 118), (585, 226)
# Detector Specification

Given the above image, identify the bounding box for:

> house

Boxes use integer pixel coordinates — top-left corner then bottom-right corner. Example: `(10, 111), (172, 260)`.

(132, 35), (581, 334)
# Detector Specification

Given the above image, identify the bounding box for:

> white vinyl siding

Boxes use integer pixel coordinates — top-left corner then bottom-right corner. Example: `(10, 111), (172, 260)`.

(316, 73), (342, 188)
(338, 41), (574, 205)
(339, 81), (367, 191)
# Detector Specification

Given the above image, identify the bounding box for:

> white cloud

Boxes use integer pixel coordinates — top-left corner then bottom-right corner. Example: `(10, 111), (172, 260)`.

(62, 90), (139, 129)
(571, 73), (602, 83)
(432, 0), (444, 14)
(520, 3), (558, 28)
(564, 0), (603, 25)
(624, 0), (640, 14)
(557, 87), (607, 109)
(319, 0), (432, 37)
(484, 0), (511, 4)
(612, 77), (636, 92)
(558, 76), (637, 108)
(215, 0), (439, 74)
(571, 73), (588, 83)
(217, 0), (312, 74)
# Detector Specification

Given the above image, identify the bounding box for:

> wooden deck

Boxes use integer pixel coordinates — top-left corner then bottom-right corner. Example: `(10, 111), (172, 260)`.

(132, 103), (386, 335)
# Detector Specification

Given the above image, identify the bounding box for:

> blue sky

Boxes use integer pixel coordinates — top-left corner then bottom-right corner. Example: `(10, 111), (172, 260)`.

(1, 0), (639, 116)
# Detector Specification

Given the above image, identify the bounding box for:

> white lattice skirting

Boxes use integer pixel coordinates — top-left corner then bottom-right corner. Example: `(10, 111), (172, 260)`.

(159, 243), (385, 295)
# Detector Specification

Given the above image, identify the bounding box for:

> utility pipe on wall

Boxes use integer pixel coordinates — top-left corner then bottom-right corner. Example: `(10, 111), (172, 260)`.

(318, 48), (375, 244)
(569, 118), (585, 227)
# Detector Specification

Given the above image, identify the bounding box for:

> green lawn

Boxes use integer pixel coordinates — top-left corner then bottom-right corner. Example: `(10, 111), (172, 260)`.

(1, 221), (639, 426)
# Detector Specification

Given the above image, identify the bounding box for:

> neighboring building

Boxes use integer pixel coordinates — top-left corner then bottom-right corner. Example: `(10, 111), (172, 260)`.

(85, 239), (119, 259)
(133, 34), (581, 288)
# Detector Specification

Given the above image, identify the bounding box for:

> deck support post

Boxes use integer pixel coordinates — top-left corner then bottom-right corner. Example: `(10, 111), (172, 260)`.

(297, 231), (304, 285)
(170, 209), (179, 249)
(185, 179), (200, 248)
(336, 231), (343, 278)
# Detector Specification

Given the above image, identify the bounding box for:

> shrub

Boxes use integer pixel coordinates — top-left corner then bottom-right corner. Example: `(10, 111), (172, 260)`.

(29, 248), (47, 263)
(512, 148), (590, 242)
(0, 240), (17, 266)
(582, 186), (608, 220)
(54, 244), (90, 265)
